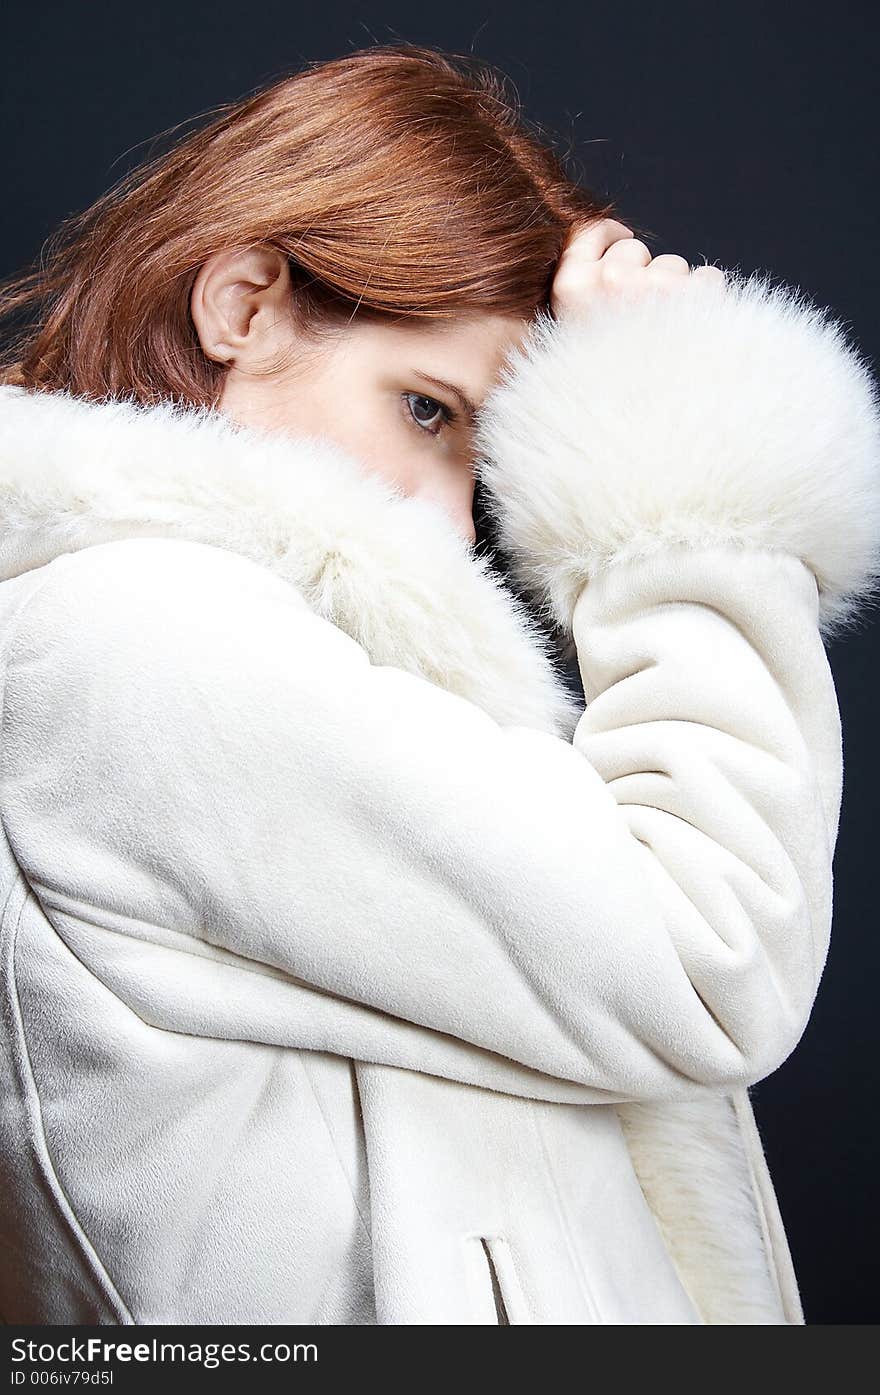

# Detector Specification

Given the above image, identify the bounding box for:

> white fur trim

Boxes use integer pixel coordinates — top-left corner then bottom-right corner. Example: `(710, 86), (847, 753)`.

(0, 384), (581, 739)
(474, 269), (880, 643)
(617, 1094), (792, 1324)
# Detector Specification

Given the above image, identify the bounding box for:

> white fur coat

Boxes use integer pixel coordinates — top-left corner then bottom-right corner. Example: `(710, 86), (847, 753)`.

(0, 269), (878, 1325)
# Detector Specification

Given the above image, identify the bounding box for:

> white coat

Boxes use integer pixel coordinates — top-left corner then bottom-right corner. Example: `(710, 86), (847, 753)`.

(0, 270), (878, 1325)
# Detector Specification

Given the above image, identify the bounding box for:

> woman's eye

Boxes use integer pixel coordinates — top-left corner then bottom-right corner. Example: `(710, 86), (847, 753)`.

(403, 392), (457, 437)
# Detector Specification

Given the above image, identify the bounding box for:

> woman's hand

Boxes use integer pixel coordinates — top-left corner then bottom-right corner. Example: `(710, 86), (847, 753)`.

(551, 217), (726, 320)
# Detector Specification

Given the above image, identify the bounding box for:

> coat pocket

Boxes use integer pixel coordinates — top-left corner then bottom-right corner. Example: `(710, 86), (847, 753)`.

(470, 1234), (531, 1325)
(480, 1237), (509, 1325)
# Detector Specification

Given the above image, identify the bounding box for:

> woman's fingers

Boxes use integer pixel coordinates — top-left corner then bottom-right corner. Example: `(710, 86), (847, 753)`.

(599, 237), (654, 265)
(595, 238), (655, 287)
(562, 217), (636, 262)
(550, 220), (637, 318)
(551, 221), (728, 318)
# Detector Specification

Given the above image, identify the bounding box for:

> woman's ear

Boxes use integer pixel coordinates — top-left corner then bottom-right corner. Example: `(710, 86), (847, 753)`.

(190, 245), (294, 368)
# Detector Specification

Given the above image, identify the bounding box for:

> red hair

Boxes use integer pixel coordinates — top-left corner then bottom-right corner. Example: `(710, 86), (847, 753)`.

(0, 42), (626, 406)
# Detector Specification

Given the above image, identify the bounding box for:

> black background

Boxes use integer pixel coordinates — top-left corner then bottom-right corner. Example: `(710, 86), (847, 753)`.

(2, 0), (878, 1325)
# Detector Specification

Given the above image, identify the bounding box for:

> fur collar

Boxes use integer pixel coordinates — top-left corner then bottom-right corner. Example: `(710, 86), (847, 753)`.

(0, 382), (583, 740)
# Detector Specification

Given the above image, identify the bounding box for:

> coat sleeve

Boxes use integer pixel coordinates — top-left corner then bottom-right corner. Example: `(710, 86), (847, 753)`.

(2, 270), (878, 1105)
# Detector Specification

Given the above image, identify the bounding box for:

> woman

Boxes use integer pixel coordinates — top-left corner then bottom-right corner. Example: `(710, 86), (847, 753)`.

(0, 43), (878, 1326)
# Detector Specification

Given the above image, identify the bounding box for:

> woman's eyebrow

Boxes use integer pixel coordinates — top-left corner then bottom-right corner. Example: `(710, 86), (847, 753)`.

(409, 371), (477, 420)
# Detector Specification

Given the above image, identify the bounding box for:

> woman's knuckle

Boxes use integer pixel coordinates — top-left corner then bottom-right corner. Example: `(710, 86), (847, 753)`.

(650, 253), (691, 273)
(604, 237), (652, 263)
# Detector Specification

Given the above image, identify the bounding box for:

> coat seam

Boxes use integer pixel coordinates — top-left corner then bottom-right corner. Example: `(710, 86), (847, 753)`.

(0, 879), (134, 1324)
(528, 1106), (605, 1322)
(297, 1054), (373, 1242)
(0, 566), (136, 1323)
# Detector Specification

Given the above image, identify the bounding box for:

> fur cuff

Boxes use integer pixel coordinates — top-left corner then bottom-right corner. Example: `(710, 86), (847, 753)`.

(474, 269), (880, 642)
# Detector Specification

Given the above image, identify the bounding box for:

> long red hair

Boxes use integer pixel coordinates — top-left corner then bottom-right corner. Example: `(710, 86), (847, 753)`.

(0, 42), (628, 406)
